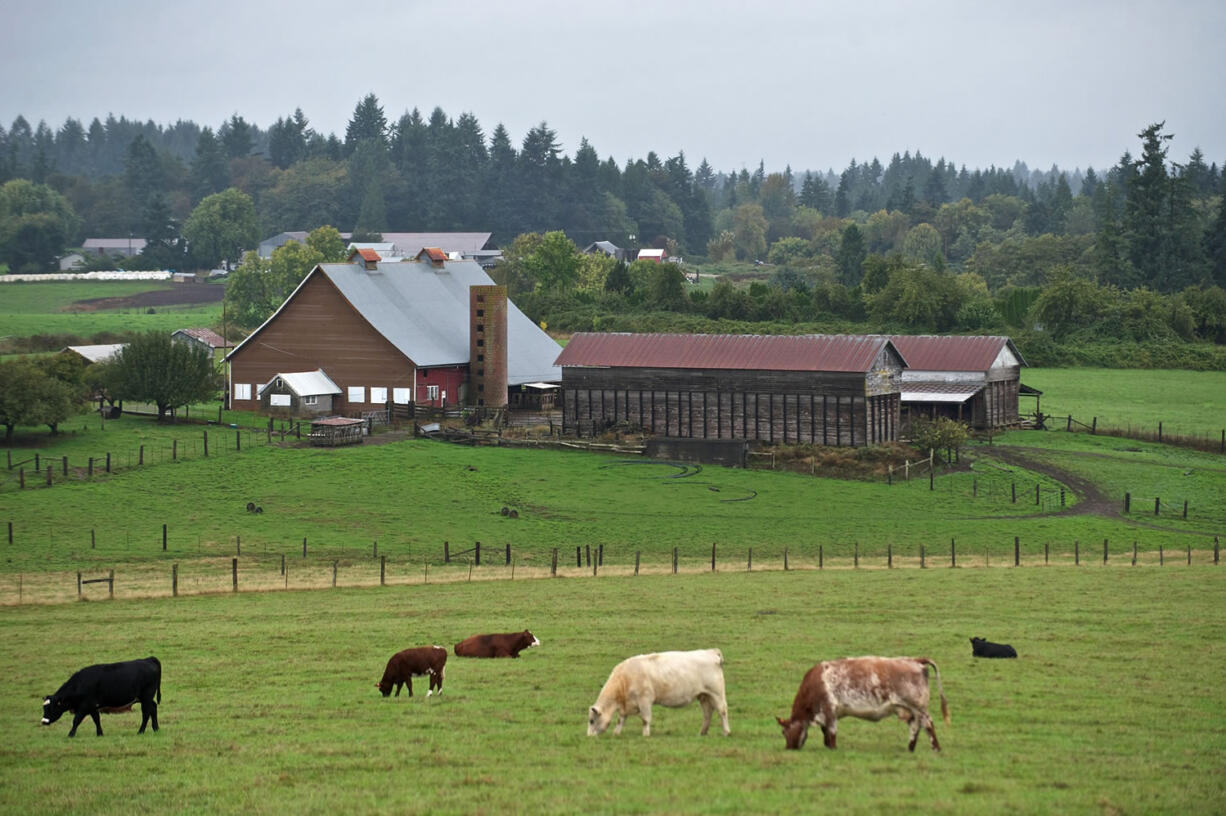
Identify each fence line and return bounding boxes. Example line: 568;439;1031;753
1;534;1218;607
1059;414;1226;454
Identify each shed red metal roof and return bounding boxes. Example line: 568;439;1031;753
555;333;897;373
889;335;1025;371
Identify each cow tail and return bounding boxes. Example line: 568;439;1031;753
922;659;950;724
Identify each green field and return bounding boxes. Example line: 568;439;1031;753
1021;368;1226;438
2;568;1223;814
0;280;223;342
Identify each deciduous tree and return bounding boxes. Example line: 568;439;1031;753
110;331;222;421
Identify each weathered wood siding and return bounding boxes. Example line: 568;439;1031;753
561;364;901;446
228;274;417;412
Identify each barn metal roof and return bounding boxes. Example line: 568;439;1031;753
889;335;1026;371
229;258;561;386
62;343;125;363
900;383;983;403
257;369;341;397
555;333;901;373
173;327;231;348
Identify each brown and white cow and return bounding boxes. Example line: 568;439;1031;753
453;630;540;658
376;646;447;698
776;656;949;751
588;649;730;737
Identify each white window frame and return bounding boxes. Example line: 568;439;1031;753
426;385;439;402
234;383;252;401
370;386;388;404
304;395;318;406
392;388;411;405
270;394;291;407
347;386;365;403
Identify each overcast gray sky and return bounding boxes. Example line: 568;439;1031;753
3;0;1223;174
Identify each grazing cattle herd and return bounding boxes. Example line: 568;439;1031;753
38;629;1020;752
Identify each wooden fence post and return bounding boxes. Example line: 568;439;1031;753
1091;417;1097;434
62;456;67;476
91;529;95;549
162;524;167;552
444;541;449;563
551;548;558;576
281;553;285;575
372;540;377;559
203;431;208;457
19;467;25;488
1160;546;1164;566
139;445;144;466
35;453;40;471
475;541;481;567
106;453;111;473
1060;488;1065;507
1045;542;1049;564
77;571;81;599
672;547;678;574
1158;421;1163;443
819;545;823;570
7;521;10;544
1011;483;1016;503
1014;536;1019;566
302;537;307;557
1187;545;1191;566
634;551;640;576
711;543;716;572
576;546;581;568
1132;542;1137;566
1103;539;1108;564
920;545;925;568
507;543;512;566
172;440;177;460
1182;500;1188;520
1035;484;1040;505
332;560;338;587
1215;536;1219;565
380;555;386;586
784;548;789;571
236;536;241;556
1075;540;1080;565
950;538;956;567
973;478;977;498
46;465;52;486
854;543;859;568
172;563;177;597
236;430;241;452
1154;497;1160;516
232;558;238;592
108;570;113;598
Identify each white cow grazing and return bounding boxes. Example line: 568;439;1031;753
587;649;730;737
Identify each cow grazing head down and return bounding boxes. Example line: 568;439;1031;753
776;716;809;750
41;696;66;726
588;705;615;736
375;681;394;698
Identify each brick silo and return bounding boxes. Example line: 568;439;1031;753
469;285;508;408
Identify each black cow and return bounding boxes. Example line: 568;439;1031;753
42;656;162;737
970;637;1017;658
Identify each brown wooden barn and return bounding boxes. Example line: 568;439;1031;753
554;333;906;445
890;335;1031;430
224;252;561;416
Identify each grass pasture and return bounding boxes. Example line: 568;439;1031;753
0;279;224;342
1;568;1223;815
1021;368;1226;441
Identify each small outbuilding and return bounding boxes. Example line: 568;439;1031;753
890;335;1028;430
308;416;367;446
258;370;343;417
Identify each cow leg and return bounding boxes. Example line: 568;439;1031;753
698;695;714;735
717;696;730;736
67;710;87;738
405;677;413;698
640;703;653;736
904;707;921;751
922;712;941;752
823;718;837;749
88;710;104;737
149;699;158;732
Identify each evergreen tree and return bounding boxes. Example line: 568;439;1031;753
1207;173;1226;287
345;93;388;155
836;223;866;286
219;114;253;159
190;127;228;201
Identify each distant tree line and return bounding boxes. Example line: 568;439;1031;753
2;99;1224;362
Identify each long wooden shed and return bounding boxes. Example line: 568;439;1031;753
554;333;906;446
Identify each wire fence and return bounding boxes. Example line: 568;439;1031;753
1059;414;1226;454
1;535;1219;607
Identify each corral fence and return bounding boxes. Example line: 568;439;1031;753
1;532;1218;607
1055;414;1225;455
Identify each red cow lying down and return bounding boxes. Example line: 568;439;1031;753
453;630;540;658
777;656;949;751
376;646;447;698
